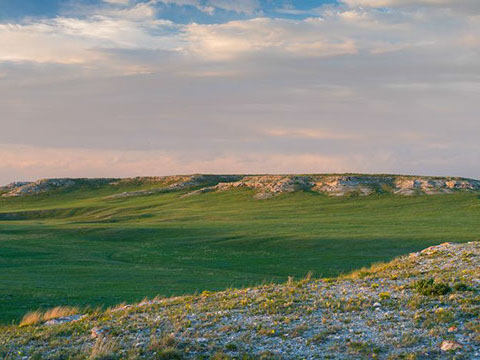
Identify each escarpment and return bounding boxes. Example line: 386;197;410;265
2;174;479;198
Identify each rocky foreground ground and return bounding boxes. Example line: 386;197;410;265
1;242;479;359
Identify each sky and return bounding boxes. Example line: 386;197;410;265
0;0;479;184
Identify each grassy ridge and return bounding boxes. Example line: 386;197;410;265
1;184;480;324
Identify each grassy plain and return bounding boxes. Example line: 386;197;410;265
1;182;479;323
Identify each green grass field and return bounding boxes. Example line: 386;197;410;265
1;182;479;324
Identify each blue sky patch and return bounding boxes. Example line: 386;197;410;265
0;0;339;23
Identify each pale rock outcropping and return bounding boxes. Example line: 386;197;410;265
0;178;116;197
1;179;77;197
184;175;480;198
2;174;480;198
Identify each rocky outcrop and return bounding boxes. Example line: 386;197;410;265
184;174;480;198
2;174;480;198
108;175;243;199
0;181;31;190
1;178;117;197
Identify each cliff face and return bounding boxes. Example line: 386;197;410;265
2;174;480;198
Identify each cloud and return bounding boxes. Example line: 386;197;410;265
3;141;477;186
264;128;361;140
100;2;158;20
2;0;473;68
1;1;480;181
156;0;214;14
0;144;359;184
0;11;363;67
103;0;130;4
156;0;261;14
184;18;357;60
206;0;261;15
342;0;480;13
0;14;180;67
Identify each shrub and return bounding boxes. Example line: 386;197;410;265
149;333;183;360
154;347;183;360
413;278;451;296
149;333;178;350
211;352;230;360
379;292;391;300
347;341;382;356
225;342;238;351
434;307;454;323
453;283;470;292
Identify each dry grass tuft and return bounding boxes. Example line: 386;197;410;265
19;311;43;327
149;333;179;351
43;306;79;321
89;336;118;360
342;261;391;280
148;333;182;360
19;306;80;327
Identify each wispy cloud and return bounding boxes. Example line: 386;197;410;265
0;14;180;67
103;0;131;4
156;0;214;14
342;0;480;12
1;1;475;66
3;142;477;186
264;128;362;140
206;0;261;15
183;18;358;60
0;144;359;184
155;0;261;15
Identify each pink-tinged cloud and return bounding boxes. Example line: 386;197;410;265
0;144;384;185
264;128;362;140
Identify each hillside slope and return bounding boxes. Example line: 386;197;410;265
1;242;478;359
1;176;480;325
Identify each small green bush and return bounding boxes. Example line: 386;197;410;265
225;342;238;351
453;283;470;292
154;347;183;360
379;292;391;300
413;278;451;296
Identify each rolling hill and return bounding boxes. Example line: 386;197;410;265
1;174;480;325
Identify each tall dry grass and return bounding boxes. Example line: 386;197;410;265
89;336;118;360
43;306;79;321
18;310;43;327
19;306;80;327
